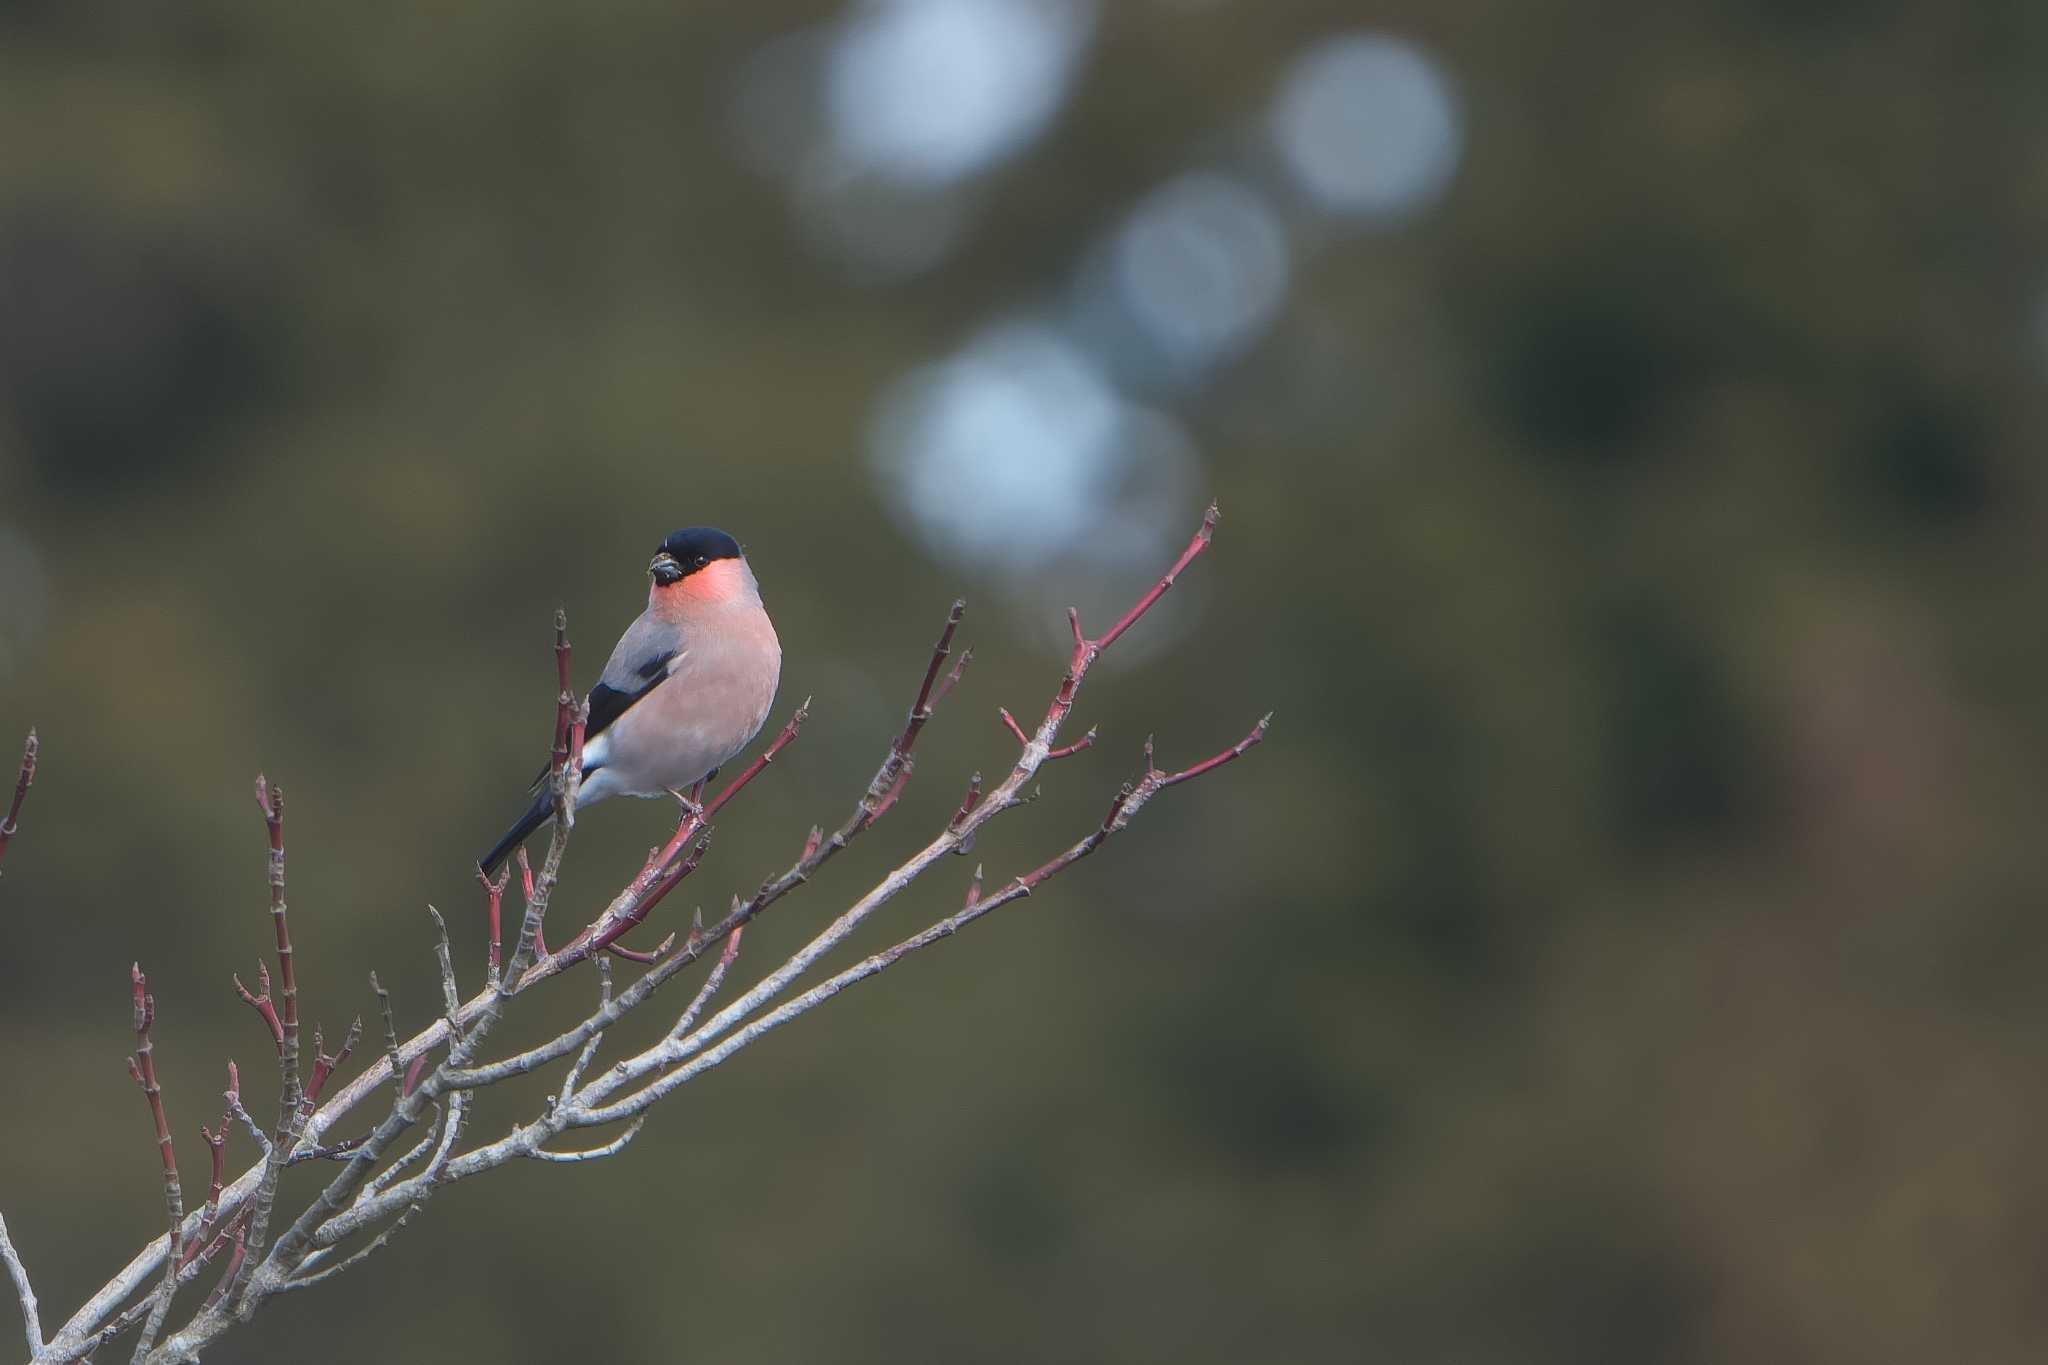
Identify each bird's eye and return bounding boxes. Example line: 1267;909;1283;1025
695;555;708;567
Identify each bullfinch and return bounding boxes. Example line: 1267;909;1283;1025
479;527;782;875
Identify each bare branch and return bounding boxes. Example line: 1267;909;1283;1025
275;1203;419;1296
426;907;462;1029
231;774;305;1309
230;963;283;1055
369;974;401;1087
552;959;612;1113
0;1212;42;1358
362;1105;442;1203
0;728;36;875
1089;500;1217;655
1045;726;1098;762
221;1063;269;1157
573;717;1265;1129
530;1118;646;1164
35;505;1257;1364
196;1221;246;1317
125;966;184;1361
301;1018;361;1113
473;867;509;988
60;1212;247;1365
998;707;1030;747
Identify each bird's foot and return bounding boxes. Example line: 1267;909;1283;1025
664;785;707;824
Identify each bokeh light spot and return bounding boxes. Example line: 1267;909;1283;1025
869;322;1196;579
1112;173;1291;379
826;0;1095;188
1269;32;1462;221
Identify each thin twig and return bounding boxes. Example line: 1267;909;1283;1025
370;974;401;1089
196;1221;246;1317
125;967;183;1361
221;1064;269;1157
232;774;304;1310
474;867;509;988
427;907;462;1034
529;1119;646;1163
0;728;36;874
275;1203;421;1295
230;962;284;1055
552;959;611;1114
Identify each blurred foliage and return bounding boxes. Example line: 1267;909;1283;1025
3;1;2048;1361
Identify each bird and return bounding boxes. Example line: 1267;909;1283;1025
478;527;782;876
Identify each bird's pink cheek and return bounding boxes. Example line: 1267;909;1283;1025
679;560;745;603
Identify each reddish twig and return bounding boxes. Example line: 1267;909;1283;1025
74;1208;248;1360
0;728;35;873
301;1018;362;1113
1018;718;1269;895
948;773;983;833
587;835;711;958
599;932;675;966
125;965;185;1357
1090;503;1216;655
861;603;971;827
932;646;972;711
997;707;1030;747
231;962;285;1054
874;599;966;821
549;609;576;789
572;703;808;964
1014;504;1218;748
232;775;309;1307
1045;727;1097;762
1140;726;1267;791
513;848;548;961
202;1125;226;1218
252;777;298;1070
474;866;509;987
197;1220;247;1316
180;1106;230;1270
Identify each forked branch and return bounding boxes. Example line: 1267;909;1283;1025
20;502;1263;1365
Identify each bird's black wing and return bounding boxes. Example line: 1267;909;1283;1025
586;647;677;744
521;646;678;796
487;616;682;871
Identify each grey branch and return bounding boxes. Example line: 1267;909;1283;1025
529;1118;646;1163
23;503;1260;1365
0;1213;42;1358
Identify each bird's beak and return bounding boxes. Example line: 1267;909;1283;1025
649;553;683;587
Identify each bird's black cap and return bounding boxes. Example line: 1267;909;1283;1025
651;527;742;584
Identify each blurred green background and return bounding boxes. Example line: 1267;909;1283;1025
3;1;2047;1361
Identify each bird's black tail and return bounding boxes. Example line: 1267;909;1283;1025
479;788;553;876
